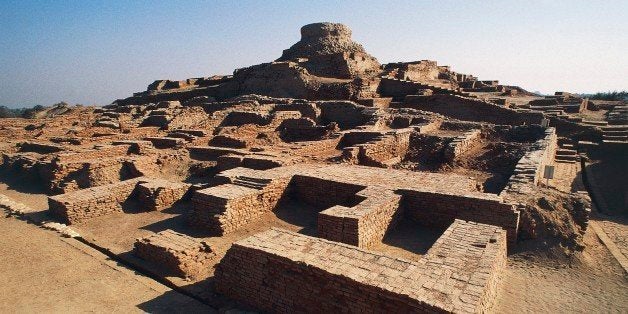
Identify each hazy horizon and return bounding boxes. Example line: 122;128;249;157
1;1;627;108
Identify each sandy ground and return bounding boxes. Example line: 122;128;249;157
494;229;628;313
0;216;214;313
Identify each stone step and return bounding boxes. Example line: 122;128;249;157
555;154;578;161
556;149;577;156
603;135;628;141
232;179;266;190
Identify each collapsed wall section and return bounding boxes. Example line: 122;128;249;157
216;220;506;313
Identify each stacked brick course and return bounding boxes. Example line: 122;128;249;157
48;177;144;224
500;127;557;196
444;129;481;161
318;186;402;248
136;179;190;211
189;177;290;234
216;220;506;313
134;229;215;278
401;189;519;244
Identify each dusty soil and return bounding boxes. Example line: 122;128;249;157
0;216;214;313
494;228;628;313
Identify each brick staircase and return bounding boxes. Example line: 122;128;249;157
554;142;578;163
232;176;271;190
601;125;628;144
607;104;627;125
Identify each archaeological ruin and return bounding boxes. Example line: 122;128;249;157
0;22;626;313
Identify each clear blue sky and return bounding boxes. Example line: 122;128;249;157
1;0;627;108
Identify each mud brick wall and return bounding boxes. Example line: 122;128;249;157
290;175;365;209
400;189;519;243
501;127;557;197
316;101;368;129
444;129;481;161
318;187;402;248
425;220;507;313
188;146;248;161
398;94;545;126
134;229;214;278
339;130;383;147
221;111;270;126
189;177;291;235
48;177;144;224
136;179;190;211
215;222;506;313
356;129;411;167
274;102;321;121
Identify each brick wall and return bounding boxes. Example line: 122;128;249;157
500;127;557;197
318;186;402;248
397;94;545;126
189;177;291;235
444;129;481;161
134;229;214;278
136;179;190;211
48;177;145;224
215;221;506;313
400;189;519;244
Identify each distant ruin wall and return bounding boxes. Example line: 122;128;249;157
397;94;545;126
444;129;481;161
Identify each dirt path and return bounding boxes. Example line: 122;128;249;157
494;229;628;313
0;215;214;313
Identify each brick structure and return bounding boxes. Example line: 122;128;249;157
318;186;402;248
48;177;144;224
189;164;519;246
216;220;507;313
189;176;291;235
501;127;557;197
444;129;481;161
134;229;215;278
136;178;190;211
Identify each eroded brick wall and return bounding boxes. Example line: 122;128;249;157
189;177;291;235
216;221;506;313
401;189;519;244
48;177;144;224
318;186;402;248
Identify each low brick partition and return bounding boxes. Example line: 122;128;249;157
351;129;412;167
136;179;190;211
401;189;519;244
189;176;291;235
134;229;215;278
444;129;481;161
318;186;402;248
216;220;507;313
48;177;145;224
